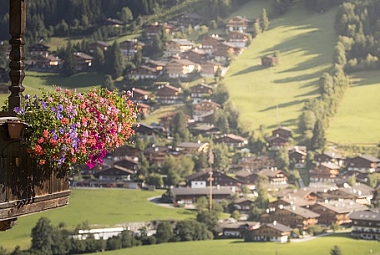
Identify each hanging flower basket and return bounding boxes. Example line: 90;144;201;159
13;87;138;170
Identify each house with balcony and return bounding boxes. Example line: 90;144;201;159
89;41;109;53
144;23;176;40
347;154;380;174
237;155;276;172
186;170;241;188
257;168;289;186
201;35;226;54
169;12;203;28
261;205;320;229
200;60;223;78
164;39;194;57
190;83;214;100
119;39;145;59
74;52;93;71
232;198;254;214
226;16;252;32
128;65;160;80
310;162;340;183
176;142;209;155
316;151;346;167
309;200;368;226
349;210;380;240
192;100;220;122
165;59;198;78
244;222;292;243
227;31;251;48
155;83;182;104
182;48;209;63
214;134;248;148
288;146;307;168
131;88;151;103
28;43;50;56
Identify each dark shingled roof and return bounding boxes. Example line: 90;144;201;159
349;210;380;221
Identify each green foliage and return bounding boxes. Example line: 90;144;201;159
102;75;115;91
260;8;269;31
212;144;230;172
155;221;174;244
310;120;326;152
330;245;342;255
174;220;213;241
30;217;54;255
106;41;125;79
61;40;77;77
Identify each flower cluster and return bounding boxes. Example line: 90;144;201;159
15;87;138;169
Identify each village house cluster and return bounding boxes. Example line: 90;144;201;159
1;10;379;244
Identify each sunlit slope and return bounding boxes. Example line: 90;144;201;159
327;71;380;144
224;5;336;136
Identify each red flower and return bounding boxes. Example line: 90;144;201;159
37;137;45;144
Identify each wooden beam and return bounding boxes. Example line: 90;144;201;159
0;191;71;221
8;0;27;115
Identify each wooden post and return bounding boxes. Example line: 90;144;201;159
8;0;26;115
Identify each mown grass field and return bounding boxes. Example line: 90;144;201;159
90;233;380;255
224;3;336;139
327;71;380;144
0;189;195;251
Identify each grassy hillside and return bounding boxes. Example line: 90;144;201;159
91;233;380;255
223;3;336;138
0;189;195;250
327;71;380;144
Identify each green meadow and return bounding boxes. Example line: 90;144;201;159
327;71;380;144
224;4;336;138
92;233;380;255
0;189;195;250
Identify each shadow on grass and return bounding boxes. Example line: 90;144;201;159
231;65;267;77
42;72;104;89
259;99;305;112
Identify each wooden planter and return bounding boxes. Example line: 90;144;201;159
0;120;71;230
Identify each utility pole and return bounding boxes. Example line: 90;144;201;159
207;149;214;211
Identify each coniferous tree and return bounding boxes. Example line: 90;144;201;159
310;120;326;152
102;75;115;91
61;40;77;77
260;8;269;31
105;41;124;79
31;217;54;255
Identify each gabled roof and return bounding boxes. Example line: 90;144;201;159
263;222;292;233
320;151;345;160
317;200;368;214
157;83;181;92
168;58;197;66
94;165;134;176
177;142;208;149
234;197;254;204
74;52;93;60
320;162;340;169
132;88;151;96
258;168;287;178
352;154;380;163
282;205;320;218
171;187;235;196
348;210;380;221
92;41;109;47
169;39;194;46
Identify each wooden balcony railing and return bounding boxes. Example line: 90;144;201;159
0;0;71;231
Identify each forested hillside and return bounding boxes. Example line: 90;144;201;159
0;0;250;45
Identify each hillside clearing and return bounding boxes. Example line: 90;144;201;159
224;4;336;138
